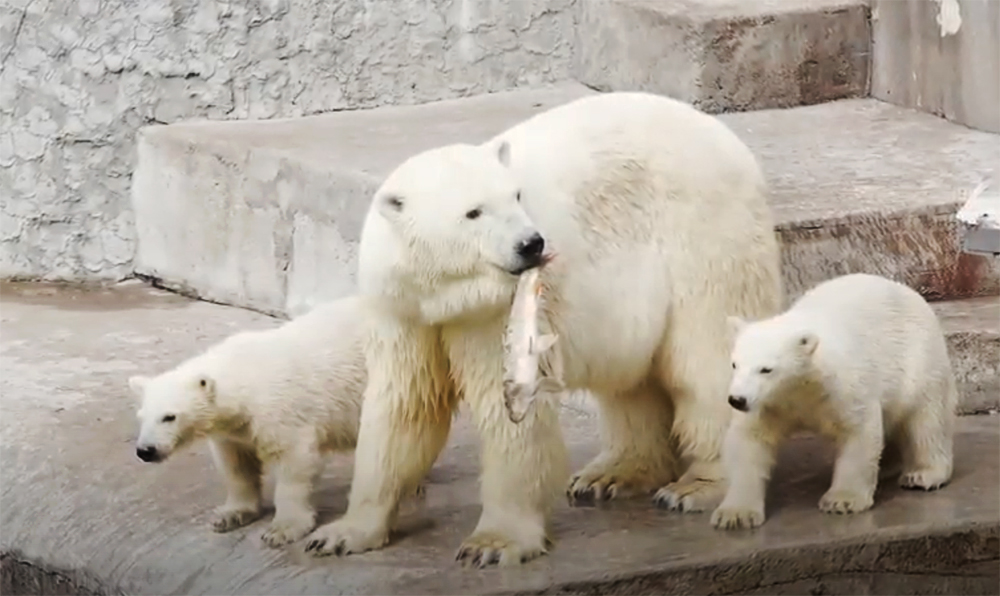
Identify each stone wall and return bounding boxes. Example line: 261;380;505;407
0;0;579;281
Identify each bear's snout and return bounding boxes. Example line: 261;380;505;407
727;395;749;412
516;233;545;260
136;445;162;463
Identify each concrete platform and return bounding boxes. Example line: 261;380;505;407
132;89;1000;316
575;0;871;113
1;282;998;595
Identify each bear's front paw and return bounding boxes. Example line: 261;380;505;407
455;529;549;568
261;513;317;548
303;518;389;557
653;477;724;513
819;488;874;514
899;467;951;491
567;455;671;505
710;503;765;530
211;506;263;533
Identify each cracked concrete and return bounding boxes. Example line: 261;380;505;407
0;0;580;281
0;281;997;595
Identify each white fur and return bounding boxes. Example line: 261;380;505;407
129;296;370;547
712;274;957;531
303;92;782;565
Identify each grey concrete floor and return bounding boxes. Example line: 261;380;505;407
1;281;997;595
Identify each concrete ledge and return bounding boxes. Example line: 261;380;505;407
132;84;596;317
1;283;998;595
574;0;871;113
133;93;1000;316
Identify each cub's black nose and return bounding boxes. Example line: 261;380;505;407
727;395;748;412
517;233;545;259
136;446;160;462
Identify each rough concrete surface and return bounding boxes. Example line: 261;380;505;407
0;0;580;282
1;282;999;595
133;94;999;316
872;0;1000;134
574;0;871;113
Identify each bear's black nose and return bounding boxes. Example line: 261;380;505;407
136;446;161;463
517;233;545;259
727;395;749;412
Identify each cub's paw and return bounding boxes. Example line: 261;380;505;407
303;518;389;557
455;529;549;568
819;489;874;514
261;514;316;548
710;504;765;530
899;468;951;491
653;477;724;513
210;506;263;533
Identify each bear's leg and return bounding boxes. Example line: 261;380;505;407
653;352;732;513
304;323;454;557
568;383;677;504
208;438;264;532
261;437;325;548
898;387;955;490
820;407;883;514
457;383;569;568
711;418;779;530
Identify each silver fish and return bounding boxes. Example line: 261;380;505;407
502;259;565;423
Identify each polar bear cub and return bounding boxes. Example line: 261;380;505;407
129;296;369;547
712;273;956;530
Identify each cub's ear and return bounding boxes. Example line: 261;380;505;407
496;140;511;168
798;332;820;356
726;316;747;338
127;375;150;400
377;194;404;221
196;376;216;403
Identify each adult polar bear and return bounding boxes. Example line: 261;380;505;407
304;92;783;565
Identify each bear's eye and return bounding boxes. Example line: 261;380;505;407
759;367;773;374
465;208;482;220
515;191;521;202
161;414;176;423
199;379;207;388
731;362;736;369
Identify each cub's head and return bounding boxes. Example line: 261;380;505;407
361;141;546;293
726;315;819;414
128;367;216;463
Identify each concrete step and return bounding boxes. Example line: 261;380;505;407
1;283;998;596
132;88;999;318
574;0;872;113
871;0;1000;133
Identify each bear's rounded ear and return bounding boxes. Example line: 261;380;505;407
798;332;820;356
197;376;216;402
377;194;404;221
726;316;747;338
128;375;150;399
496;140;511;168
